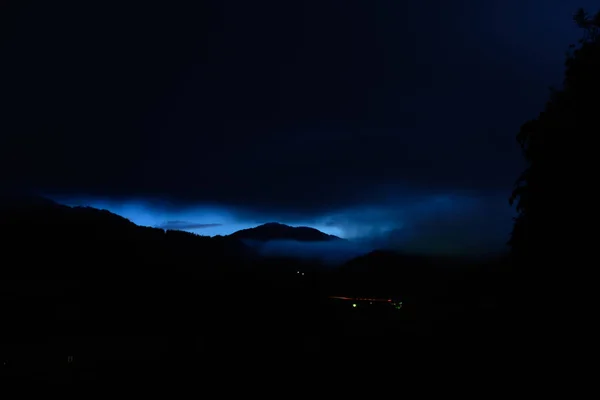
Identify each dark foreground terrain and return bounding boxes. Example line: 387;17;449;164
1;196;519;385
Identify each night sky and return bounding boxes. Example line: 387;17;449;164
0;1;593;255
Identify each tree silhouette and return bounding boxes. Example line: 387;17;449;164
509;8;600;268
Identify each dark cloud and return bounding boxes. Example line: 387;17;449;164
0;2;533;208
156;221;223;231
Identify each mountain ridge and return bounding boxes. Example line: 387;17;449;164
229;222;343;242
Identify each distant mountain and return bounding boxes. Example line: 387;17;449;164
330;249;510;300
229;222;342;242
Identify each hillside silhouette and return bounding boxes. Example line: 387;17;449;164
1;195;260;383
1;195;250;278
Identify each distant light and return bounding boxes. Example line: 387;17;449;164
352;303;357;308
297;271;299;274
301;273;304;276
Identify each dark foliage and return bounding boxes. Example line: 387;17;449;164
508;9;599;356
509;8;600;266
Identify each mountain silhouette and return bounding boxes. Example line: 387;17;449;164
229;222;342;242
0;194;252;280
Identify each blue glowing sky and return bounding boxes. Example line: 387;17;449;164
53;188;514;256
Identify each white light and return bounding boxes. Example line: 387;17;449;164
301;273;304;276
